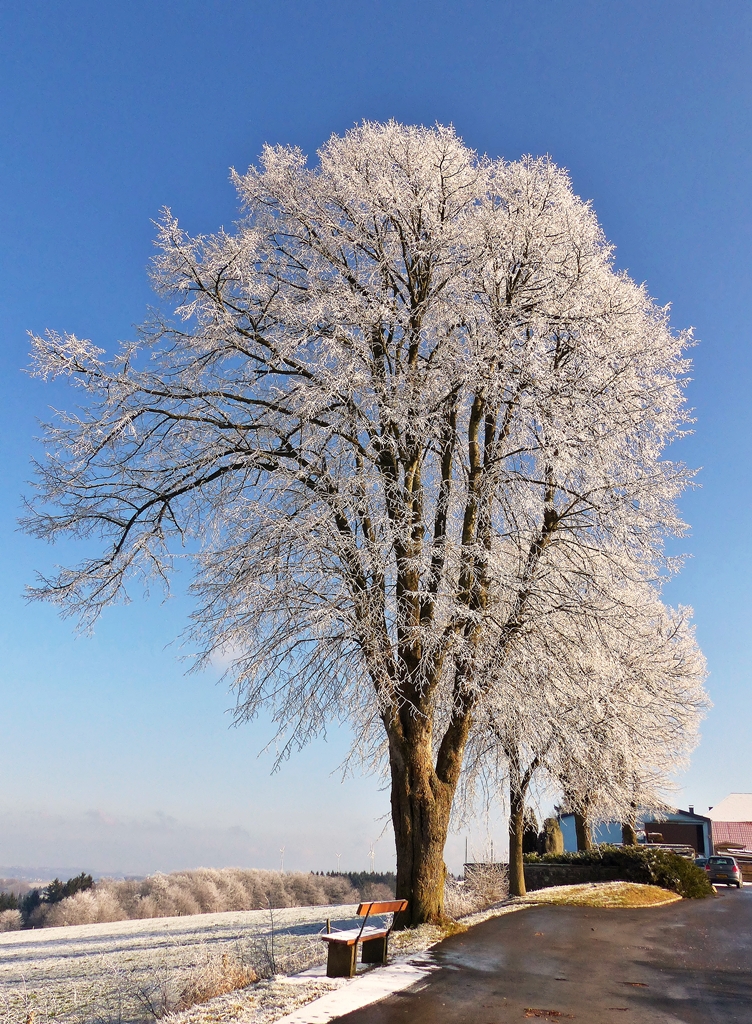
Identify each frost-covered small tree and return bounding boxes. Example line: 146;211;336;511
25;122;696;924
468;583;707;895
554;595;708;850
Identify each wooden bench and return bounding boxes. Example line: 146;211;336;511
320;899;408;978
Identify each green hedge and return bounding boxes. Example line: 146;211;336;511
524;845;712;899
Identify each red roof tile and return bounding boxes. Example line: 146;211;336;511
712;821;752;849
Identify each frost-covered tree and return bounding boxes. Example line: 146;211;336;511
469;584;707;895
25;122;696;924
554;595;708;850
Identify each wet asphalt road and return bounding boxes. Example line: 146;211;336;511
338;886;752;1023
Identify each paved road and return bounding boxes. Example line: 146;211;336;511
337;887;752;1023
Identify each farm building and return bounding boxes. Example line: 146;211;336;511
559;807;712;855
707;793;752;851
641;807;712;856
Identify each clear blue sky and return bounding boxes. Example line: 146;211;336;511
1;0;750;878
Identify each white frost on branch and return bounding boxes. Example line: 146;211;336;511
23;121;706;917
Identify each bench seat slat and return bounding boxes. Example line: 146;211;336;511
321;926;389;945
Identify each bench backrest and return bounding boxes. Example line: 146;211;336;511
356;899;408;917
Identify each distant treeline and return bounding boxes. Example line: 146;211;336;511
0;868;394;930
320;871;396;894
0;873;93;928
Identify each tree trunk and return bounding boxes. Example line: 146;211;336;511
621;821;638;845
574;809;592;851
622;796;638;846
387;716;459;927
508;784;526;897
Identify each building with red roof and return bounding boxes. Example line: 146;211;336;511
708;794;752;851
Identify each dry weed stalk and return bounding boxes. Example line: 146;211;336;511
173;953;258;1013
444;864;509;918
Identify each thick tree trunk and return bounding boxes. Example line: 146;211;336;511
574;809;592;851
621;821;638;845
508;785;526;897
387;716;459;927
622;797;638;846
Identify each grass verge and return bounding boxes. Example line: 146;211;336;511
516;881;681;908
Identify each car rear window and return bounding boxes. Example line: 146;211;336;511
710;857;734;865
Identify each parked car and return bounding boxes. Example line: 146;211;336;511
694;855;708;869
705;855;743;888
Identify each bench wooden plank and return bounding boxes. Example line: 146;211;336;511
356;899;408;916
321;926;388;945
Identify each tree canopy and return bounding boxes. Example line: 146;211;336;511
25;122;705;923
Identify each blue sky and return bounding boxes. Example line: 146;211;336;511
1;0;750;877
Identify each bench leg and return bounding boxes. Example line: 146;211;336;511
361;934;388;965
326;942;357;978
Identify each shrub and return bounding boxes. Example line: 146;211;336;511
326;871;396;899
444;864;509;918
0;909;22;931
44;885;127;927
443;877;474;918
524;845;712;898
357;881;395;901
175;951;258;1011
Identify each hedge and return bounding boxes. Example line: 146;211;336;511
524;845;712;899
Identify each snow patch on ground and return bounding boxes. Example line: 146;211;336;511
275;956;439;1024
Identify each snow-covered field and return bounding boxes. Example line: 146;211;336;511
0;904;360;1024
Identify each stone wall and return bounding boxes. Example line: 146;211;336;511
523;862;623;890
